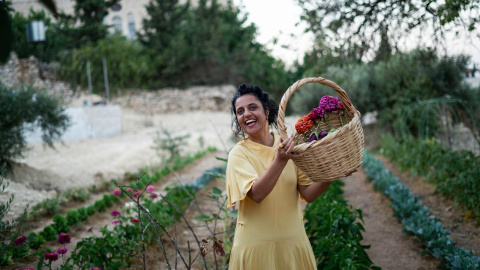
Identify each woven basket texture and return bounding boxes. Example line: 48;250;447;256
277;77;365;182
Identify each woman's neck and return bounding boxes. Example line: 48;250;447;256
248;132;274;147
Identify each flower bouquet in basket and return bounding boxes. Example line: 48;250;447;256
294;95;350;144
278;77;364;182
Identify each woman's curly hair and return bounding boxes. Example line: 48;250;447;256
230;83;279;141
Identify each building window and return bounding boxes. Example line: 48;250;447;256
127;13;136;39
112;16;123;34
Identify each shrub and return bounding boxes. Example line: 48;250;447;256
27;232;45;250
0;82;69;166
40;225;57;241
86;205;96;216
66;210;80;226
77;207;88;222
94;200;106;213
52;214;70;234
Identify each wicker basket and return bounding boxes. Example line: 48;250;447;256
277;77;365;182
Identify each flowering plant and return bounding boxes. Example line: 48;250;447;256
295;95;349;143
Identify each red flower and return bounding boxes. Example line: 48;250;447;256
112;189;121;196
44;252;59;261
132;218;140;223
150;193;158;199
90;267;102;270
14;235;26;245
57;233;71;244
57;246;68;254
112;219;121;225
295;115;314;134
111;210;121;217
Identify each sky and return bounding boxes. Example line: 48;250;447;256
233;0;480;69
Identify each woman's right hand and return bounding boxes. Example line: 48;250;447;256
276;137;303;162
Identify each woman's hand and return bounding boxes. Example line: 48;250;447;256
276;137;303;162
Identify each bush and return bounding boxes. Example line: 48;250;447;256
52;214;70;234
66;210;80;226
39;225;57;241
94;200;106;213
86;205;96;216
77;207;88;222
27;232;45;250
0;82;69;166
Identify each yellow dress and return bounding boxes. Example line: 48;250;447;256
226;133;316;270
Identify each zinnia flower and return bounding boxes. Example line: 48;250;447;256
295;115;314;134
90;267;102;270
57;246;68;254
132;218;140;223
44;252;59;261
150;193;158;199
57;233;71;244
146;185;155;192
14;235;26;245
111;210;121;217
112;219;121;225
112;189;121;196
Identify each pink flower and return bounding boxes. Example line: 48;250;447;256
44;252;59;261
126;188;134;192
150;193;158;199
146;185;155;192
90;267;102;270
24;268;34;270
57;233;71;244
112;219;121;225
111;210;121;217
112;189;122;196
14;235;26;245
57;246;68;254
132;218;140;223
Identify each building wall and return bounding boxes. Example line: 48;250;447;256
11;0;229;40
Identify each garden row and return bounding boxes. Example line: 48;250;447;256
304;180;380;269
362;151;480;270
3;146;217;267
380;134;480;222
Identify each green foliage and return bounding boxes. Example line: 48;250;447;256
93;199;106;213
77;207;88;222
27;232;45;250
30;195;62;217
304;181;378;269
139;0;290;93
380;134;480;218
58;34;151;94
363;151;480;269
152;127;190;165
66;210;80;226
52;214;70;234
0;82;69;166
0;163;30;266
86;205;96;216
39;225;57;241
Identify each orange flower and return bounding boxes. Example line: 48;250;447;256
295;115;314;134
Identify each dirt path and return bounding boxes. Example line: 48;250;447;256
342;171;441;270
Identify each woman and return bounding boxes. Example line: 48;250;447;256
226;84;334;269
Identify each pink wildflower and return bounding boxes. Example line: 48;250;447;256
112;189;121;196
57;246;68;254
112;219;121;225
44;252;59;261
57;233;71;244
111;210;121;217
126;188;134;192
146;185;155;192
150;193;158;199
90;267;102;270
14;235;26;245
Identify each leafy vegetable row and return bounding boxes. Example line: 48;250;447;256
380;135;480;221
5;147;216;266
304;180;379;270
362;151;480;270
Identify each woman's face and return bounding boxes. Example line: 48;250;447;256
235;94;268;137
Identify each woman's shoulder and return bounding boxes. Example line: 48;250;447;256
228;140;248;157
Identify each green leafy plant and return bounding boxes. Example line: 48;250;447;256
304;180;379;269
52;214;70;234
66;210;80;226
363;151;480;269
0;82;69;167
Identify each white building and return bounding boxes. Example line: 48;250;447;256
11;0;228;39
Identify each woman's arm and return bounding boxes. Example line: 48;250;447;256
297;182;333;203
247;137;300;204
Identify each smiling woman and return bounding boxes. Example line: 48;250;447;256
226;83;334;269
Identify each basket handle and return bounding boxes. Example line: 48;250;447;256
277;77;356;141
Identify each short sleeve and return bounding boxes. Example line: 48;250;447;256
226;150;259;208
296;166;312;186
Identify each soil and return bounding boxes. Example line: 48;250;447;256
3;107;479;269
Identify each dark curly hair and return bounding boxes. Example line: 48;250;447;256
231;83;279;140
